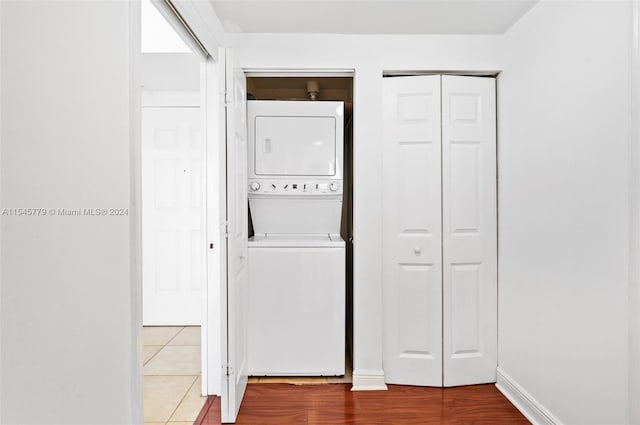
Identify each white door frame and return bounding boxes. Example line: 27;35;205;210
129;2;143;422
203;50;227;398
630;1;640;422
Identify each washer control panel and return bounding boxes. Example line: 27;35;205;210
248;179;342;195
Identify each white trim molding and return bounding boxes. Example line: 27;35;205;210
0;0;3;419
204;50;227;397
244;69;355;78
129;1;144;423
630;0;640;423
351;370;388;391
496;368;561;425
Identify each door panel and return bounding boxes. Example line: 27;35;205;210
221;48;249;424
450;263;481;355
398;264;440;358
442;75;497;387
382;75;443;386
142;107;202;325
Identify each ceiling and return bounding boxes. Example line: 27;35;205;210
210;0;539;35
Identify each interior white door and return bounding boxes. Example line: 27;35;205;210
142;106;203;325
382;75;443;386
441;75;497;386
221;49;249;423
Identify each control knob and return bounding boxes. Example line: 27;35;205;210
329;182;338;192
249;182;261;191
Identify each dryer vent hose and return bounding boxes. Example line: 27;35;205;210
306;80;320;101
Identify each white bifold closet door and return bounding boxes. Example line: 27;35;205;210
382;75;496;387
382;75;443;386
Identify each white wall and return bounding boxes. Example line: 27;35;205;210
141;53;201;93
0;1;140;423
227;33;505;386
497;1;632;423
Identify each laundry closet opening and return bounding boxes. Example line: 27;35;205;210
245;76;354;382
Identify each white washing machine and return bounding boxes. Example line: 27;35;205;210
247;100;345;376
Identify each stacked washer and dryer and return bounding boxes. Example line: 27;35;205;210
247;100;346;376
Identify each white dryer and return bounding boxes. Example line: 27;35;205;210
247;100;345;376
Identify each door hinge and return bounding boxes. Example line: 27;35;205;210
223;363;234;377
224;92;231;107
223;221;230;238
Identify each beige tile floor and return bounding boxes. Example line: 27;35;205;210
143;326;207;425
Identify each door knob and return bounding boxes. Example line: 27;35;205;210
414;246;422;255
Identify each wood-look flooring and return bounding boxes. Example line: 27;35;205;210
196;383;529;424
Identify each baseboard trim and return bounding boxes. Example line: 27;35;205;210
496;367;561;425
351;369;388;391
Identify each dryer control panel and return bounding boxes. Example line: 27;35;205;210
248;179;342;195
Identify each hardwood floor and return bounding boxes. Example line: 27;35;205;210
196;383;529;424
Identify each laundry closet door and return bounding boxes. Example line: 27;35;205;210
441;75;497;386
221;49;249;423
382;75;443;386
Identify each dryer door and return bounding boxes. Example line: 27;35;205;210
254;115;337;176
